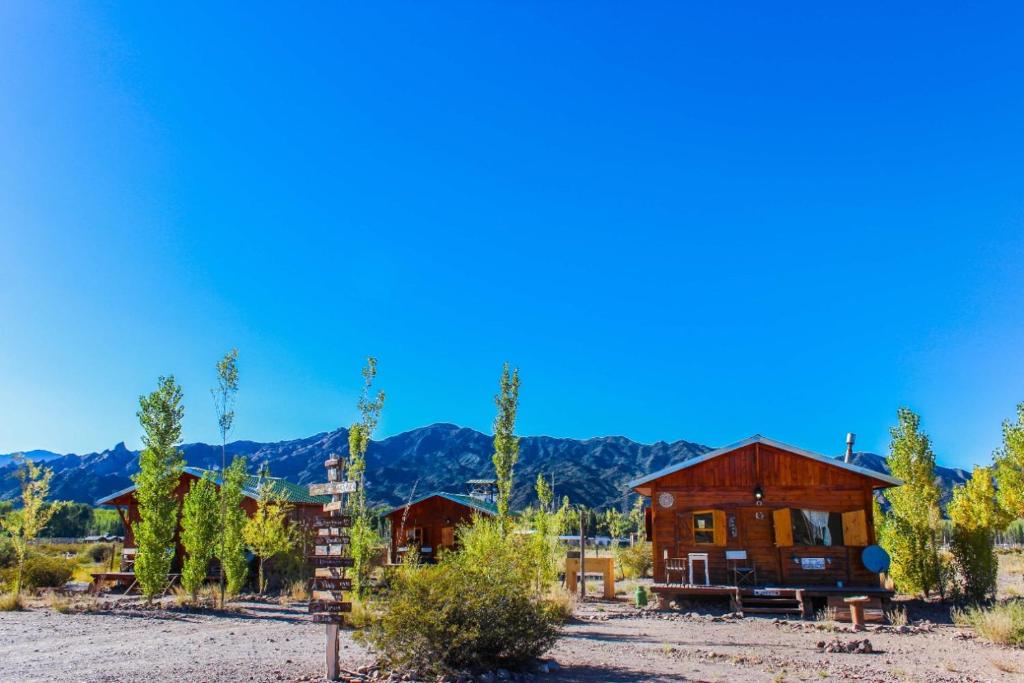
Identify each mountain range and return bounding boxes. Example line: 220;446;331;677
0;424;971;510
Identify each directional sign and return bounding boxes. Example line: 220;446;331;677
324;458;342;469
309;556;356;568
309;601;352;614
314;543;349;557
312;589;347;602
322;500;345;512
309;481;357;496
312;577;353;591
313;515;353;528
314;567;349;579
315;532;351;544
312;613;346;624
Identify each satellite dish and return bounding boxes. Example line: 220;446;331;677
862;545;891;573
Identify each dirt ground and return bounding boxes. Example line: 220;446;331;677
2;595;1023;683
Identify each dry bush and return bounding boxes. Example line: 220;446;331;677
0;591;25;611
46;591;72;613
22;555;76;589
544;586;576;621
171;585;192;607
952;601;1024;646
279;579;309;605
615;542;652;579
885;606;908;627
1000;551;1024;576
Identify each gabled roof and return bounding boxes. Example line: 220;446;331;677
95;466;330;507
628;435;902;489
385;491;499;518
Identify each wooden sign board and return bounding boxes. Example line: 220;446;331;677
324;458;342;469
312;589;348;602
314;543;349;557
309;481;357;496
312;613;346;624
315;532;351;543
309;556;355;568
322;500;344;512
314;567;349;578
312;577;353;591
309;601;353;614
313;515;352;528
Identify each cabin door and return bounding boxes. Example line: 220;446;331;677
440;526;455;550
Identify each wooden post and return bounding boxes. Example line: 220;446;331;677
326;623;340;679
579;507;586;600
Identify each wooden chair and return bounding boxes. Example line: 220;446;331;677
665;557;687;584
726;550;757;587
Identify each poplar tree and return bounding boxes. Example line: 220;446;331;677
220;455;249;596
211;349;239;607
134;376;185;601
348;357;385;596
492;362;521;534
948;466;1008;602
243;476;294;594
882;407;944;597
993;402;1024;519
0;456;64;594
180;472;219;599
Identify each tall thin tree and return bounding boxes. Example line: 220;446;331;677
347;357;385;596
993;402;1024;520
134;376;186;602
492;362;521;534
211;349;239;608
0;456;64;594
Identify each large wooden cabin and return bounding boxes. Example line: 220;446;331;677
385;490;497;563
630;435;901;614
96;466;328;573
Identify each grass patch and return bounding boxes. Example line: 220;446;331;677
952;601;1024;646
0;591;25;611
886;605;908;627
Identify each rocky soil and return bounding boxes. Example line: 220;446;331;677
2;597;1023;682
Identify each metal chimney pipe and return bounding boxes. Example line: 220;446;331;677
844;432;856;463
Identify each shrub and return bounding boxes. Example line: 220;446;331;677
360;517;562;677
952;601;1024;646
0;591;25;611
22;554;76;589
81;543;112;564
0;539;16;569
615;542;652;579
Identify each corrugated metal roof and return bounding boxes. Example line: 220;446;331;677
95;466;330;507
385;491;499;517
628;434;902;489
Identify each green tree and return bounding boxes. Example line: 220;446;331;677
243;476;294;594
211;348;239;607
947;466;1008;602
628;497;647;543
347;356;385;597
993;403;1024;520
220;455;249;596
882;407;944;597
0;456;64;593
492;362;521;534
42;502;93;537
133;376;186;601
180;472;219;599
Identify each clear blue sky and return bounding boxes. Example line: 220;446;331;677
1;3;1021;468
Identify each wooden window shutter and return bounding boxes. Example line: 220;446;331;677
773;508;793;547
712;510;727;546
842;510;868;547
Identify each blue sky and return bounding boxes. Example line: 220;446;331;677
1;3;1021;468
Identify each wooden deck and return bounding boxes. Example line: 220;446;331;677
650;583;893;618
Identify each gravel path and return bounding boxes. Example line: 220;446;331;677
3;599;1024;682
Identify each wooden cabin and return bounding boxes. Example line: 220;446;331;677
630;435;901;614
385;490;498;563
95;466;328;574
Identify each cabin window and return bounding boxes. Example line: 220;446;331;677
693;512;715;544
791;510;845;546
406;527;424;546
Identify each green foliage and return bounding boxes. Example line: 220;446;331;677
42;502;93;538
994;403;1024;520
361;516;561;677
0;455;64;593
347;357;385;597
615;541;653;579
133;376;186;601
212;348;239;607
243;475;294;594
948;466;1008;603
22;554;76;589
881;408;944;597
180;472;220;598
220;456;249;596
492;363;521;534
91;508;125;536
82;542;113;564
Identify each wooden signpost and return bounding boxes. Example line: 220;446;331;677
309;455;355;681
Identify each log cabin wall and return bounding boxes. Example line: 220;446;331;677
386;496;488;562
648;442;883;588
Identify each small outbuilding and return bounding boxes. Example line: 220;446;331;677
629;435;901;615
385;484;498;563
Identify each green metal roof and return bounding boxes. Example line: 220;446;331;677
95;466;330;507
386;491;499;517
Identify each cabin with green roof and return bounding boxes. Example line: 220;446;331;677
384;481;498;563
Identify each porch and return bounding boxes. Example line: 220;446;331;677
650;582;892;620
